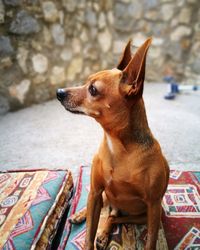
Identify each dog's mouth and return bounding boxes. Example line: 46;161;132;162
58;99;86;115
67;109;85;115
63;105;86;115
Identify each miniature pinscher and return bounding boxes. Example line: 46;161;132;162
57;38;169;250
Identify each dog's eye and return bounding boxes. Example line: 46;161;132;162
89;84;98;97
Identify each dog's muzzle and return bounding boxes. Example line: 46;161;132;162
56;88;67;102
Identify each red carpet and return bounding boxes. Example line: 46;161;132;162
162;170;200;249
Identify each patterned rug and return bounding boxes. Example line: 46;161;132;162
0;169;73;250
59;167;200;250
162;170;200;249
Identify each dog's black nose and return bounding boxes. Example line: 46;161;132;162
56;89;66;101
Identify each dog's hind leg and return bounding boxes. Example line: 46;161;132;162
69;207;87;224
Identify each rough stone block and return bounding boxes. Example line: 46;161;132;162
191;58;200;74
32;54;48;74
113;40;126;54
50;66;66;85
51;24;65;45
170;26;192;41
42;1;58;23
0;0;5;23
144;0;159;9
114;2;142;31
178;7;192;24
17;47;28;74
4;0;21;6
0;36;14;57
161;4;175;21
9;10;40;35
60;48;72;61
9;79;31;104
98;28;112;53
98;12;106;29
0;56;13;68
85;8;97;27
62;0;77;12
67;57;83;81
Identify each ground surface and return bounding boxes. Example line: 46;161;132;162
0;83;200;177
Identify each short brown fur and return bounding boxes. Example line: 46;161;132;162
57;38;169;250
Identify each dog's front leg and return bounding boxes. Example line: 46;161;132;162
145;200;161;250
85;190;103;250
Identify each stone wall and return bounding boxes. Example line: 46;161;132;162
0;0;199;114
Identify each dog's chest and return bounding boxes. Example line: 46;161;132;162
103;166;143;198
103;168;146;213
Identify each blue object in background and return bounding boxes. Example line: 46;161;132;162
163;76;199;100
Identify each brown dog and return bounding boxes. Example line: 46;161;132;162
57;38;169;250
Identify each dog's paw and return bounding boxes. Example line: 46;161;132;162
69;208;86;224
96;233;109;250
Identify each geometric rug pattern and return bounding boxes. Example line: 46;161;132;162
59;167;200;250
0;169;73;250
59;166;171;250
162;170;200;249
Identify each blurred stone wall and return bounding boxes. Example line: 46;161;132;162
0;0;199;114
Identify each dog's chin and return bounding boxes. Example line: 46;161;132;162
68;109;85;115
64;106;85;115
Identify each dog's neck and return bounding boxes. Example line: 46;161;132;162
103;98;153;150
129;98;153;147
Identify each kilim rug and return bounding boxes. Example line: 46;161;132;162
0;169;73;250
162;170;200;249
59;166;177;250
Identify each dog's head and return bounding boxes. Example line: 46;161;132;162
57;38;152;131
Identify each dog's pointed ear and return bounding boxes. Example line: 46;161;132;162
120;38;152;97
117;39;132;70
